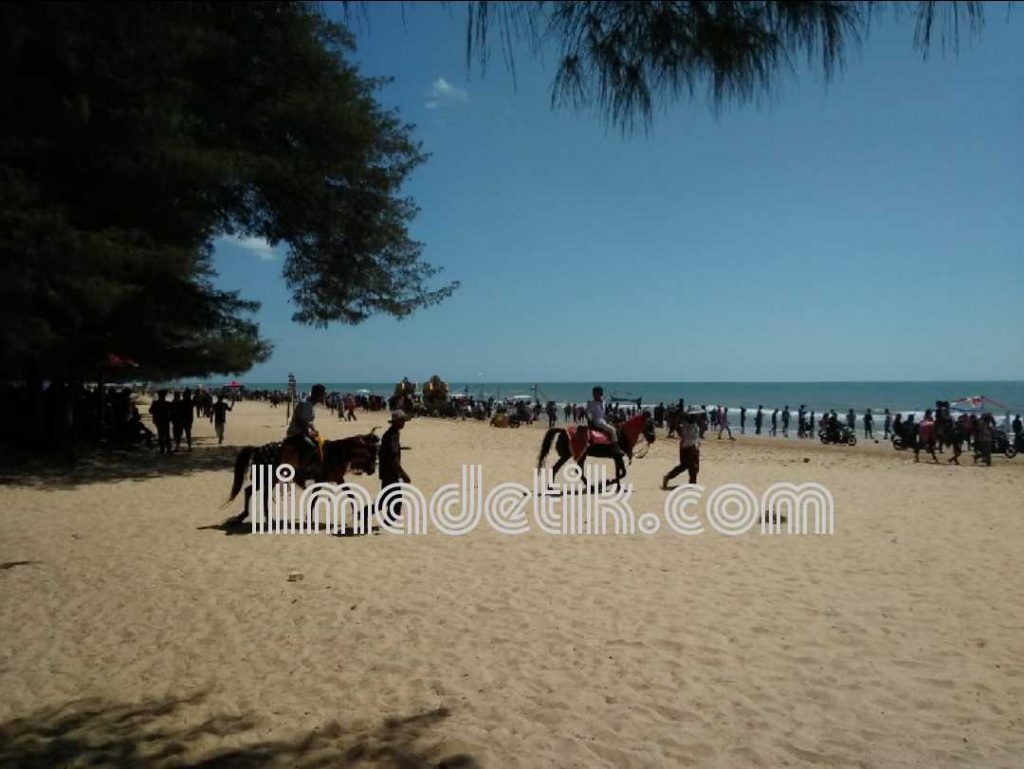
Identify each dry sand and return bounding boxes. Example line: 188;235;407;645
1;401;1022;768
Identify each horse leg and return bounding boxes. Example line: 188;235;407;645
611;453;626;489
232;485;253;525
550;435;571;476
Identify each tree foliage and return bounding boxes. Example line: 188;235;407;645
462;1;992;133
0;2;457;382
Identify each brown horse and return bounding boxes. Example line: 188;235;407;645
226;431;380;523
536;411;655;489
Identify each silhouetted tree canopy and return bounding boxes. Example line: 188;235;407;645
460;1;992;132
0;2;457;382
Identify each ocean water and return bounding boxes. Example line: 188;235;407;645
236;380;1024;417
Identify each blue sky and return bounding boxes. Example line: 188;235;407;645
213;3;1023;383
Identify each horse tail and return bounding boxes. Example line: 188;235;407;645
227;446;255;502
537;429;560;470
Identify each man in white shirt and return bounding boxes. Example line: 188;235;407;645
662;408;703;487
586;386;624;456
285;383;326;469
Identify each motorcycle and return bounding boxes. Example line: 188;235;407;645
819;424;857;446
993;429;1017;459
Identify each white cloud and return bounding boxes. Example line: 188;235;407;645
218;235;277;261
425;77;469;109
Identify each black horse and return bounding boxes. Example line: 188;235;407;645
226;432;379;524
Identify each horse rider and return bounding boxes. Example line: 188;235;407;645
586;386;624;456
285;383;327;473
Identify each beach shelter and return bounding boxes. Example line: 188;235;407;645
951;395;1013;431
950;395;1007;413
226;380;243;388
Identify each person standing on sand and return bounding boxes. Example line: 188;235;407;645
663;408;702;487
211;394;233;445
847;409;856;431
781;406;790;437
175;389;194;451
883;408;892;439
973;414;993;466
169;391;185;451
864;409;874;439
379;410;411;520
149;390;172;455
740;406;747;434
770;408;778;437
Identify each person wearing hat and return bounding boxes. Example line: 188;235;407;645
379;410;411;517
662;407;704;488
285;383;326;471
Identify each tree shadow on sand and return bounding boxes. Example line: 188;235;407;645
0;442;238;490
0;692;479;769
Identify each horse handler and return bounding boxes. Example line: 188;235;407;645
662;407;704;488
378;410;411;523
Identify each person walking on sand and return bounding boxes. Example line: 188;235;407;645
379;410;412;521
754;405;764;435
663;408;703;487
211;394;233;445
345;395;357;422
770;408;778;437
717;405;735;440
781;405;790;437
740;406;747;435
149;389;173;455
883;408;892;439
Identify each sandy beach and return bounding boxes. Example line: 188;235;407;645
1;400;1022;768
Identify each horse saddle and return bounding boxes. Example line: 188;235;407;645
568;425;611;461
279;435;325;474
